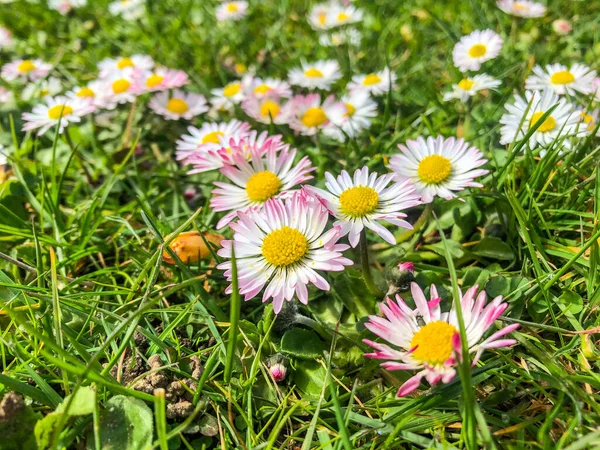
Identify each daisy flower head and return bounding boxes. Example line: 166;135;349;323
452;30;503;72
133;67;189;93
307;2;336;30
94;69;137;109
363;282;518;397
21;77;63;101
48;0;86;14
304;167;422;247
0;26;14;49
525;64;596;96
108;0;146;20
210;143;315;229
443;74;501;103
552;19;572;36
288;60;342;90
390;136;489;203
319;28;362;47
22;95;95;136
347;67;396;95
216;1;248;21
2;59;52;82
98;55;154;78
242;94;289;124
499;90;584;150
497;0;546;18
284;93;346;136
175;119;251;164
243;77;292;99
149;90;208;120
67;80;105;107
211;80;246;112
323;90;377;142
578;109;599;136
217;192;353;313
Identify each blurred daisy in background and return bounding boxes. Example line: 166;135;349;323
323;90;377;141
67;80;105;107
98;55;154;78
2;59;52;82
500;90;584;150
242;94;289;124
22;77;63;101
133;67;189;93
22;95;95;135
216;1;248;21
496;0;546;18
443;74;501;103
452;30;503;72
95;69;138;109
305;167;421;247
48;0;86;15
578;110;599;136
390;136;488;203
211;143;314;229
363;282;518;397
211;80;246;112
307;2;337;30
108;0;146;20
149;90;208;120
525;64;597;96
0;87;14;105
0;26;14;49
217;193;352;313
283;93;346;136
288;60;342;90
319;28;362;47
348;67;396;95
243;77;292;99
552;19;572;36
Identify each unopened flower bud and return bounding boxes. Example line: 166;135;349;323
397;262;414;273
384;261;416;296
267;354;288;382
552;19;572;36
162;231;223;265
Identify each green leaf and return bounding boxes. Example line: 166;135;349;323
485;277;510;298
293;360;327;397
35;413;63;450
57;386;95;416
472;237;515;261
462;267;491;289
423;240;464;259
280;328;324;360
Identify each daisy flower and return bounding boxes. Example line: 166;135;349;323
323;90;377;141
98;55;153;78
132;67;189;93
216;1;248;21
210;142;315;229
0;87;14;105
443;74;501;103
149;90;208;120
211;80;246;112
0;26;14;49
95;69;138;109
347;67;396;95
578;110;599;136
363;282;519;397
452;30;503;72
22;95;95;136
243;77;292;99
21;77;63;101
48;0;86;14
307;3;336;30
175;119;251;164
496;0;546;18
319;28;362;47
288;60;342;90
217;192;353;313
525;64;597;96
499;90;584;150
1;59;52;82
67;80;105;107
108;0;146;20
242;94;289;124
283;94;346;136
304;167;421;247
329;4;363;27
390;136;488;204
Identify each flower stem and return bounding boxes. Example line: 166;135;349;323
359;229;384;298
395;203;433;244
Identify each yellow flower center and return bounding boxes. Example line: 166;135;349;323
345;103;356;117
261;226;308;267
363;74;381;86
227;3;238;12
18;60;36;73
581;113;595;131
318;13;327;24
339;185;379;217
417;155;452;184
223;82;241;97
529;111;556;133
202;131;224;144
235;63;247;74
304;68;323;78
260;100;280;118
146;74;164;88
301;107;328;127
254;84;271;95
468;44;487;58
550;70;575;85
458;78;475;90
77;87;95;98
410;321;458;365
337;12;350;22
167;98;189;114
513;3;526;9
39;89;49;97
47;104;73;120
117;57;134;69
245;170;281;202
112;78;131;94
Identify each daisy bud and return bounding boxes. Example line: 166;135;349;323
267;355;288;382
384;261;416;296
162;231;223;265
552;19;572;36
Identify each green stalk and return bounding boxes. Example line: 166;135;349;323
154;389;169;450
224;244;240;383
359;229;384;298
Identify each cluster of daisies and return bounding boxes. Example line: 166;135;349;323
307;0;363;47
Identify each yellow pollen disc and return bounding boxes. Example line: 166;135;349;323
581;113;595;131
345;103;356;117
318;13;327;25
363;74;381;86
417;155;452;184
39;89;49;97
18;60;36;73
337;12;350;22
301;107;328;127
227;3;238;12
260;100;280;118
261;226;308;267
468;44;487;58
254;84;271;95
529;111;556;133
48;104;73;120
245;170;281;202
513;3;525;9
339;185;379;217
167;98;188;114
223;82;241;97
146;74;164;88
202;131;224;144
458;78;475;90
112;79;131;94
304;68;323;78
550;70;575;85
410;321;458;365
77;87;95;98
117;57;134;69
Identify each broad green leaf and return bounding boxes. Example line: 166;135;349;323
57;386;95;416
280;328;324;360
472;237;515;261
